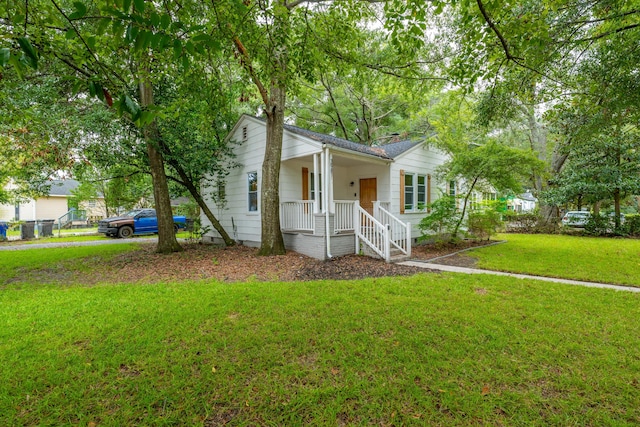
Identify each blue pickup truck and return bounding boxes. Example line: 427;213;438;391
98;208;187;238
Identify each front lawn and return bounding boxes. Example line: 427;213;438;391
1;273;639;425
469;233;640;286
0;244;140;284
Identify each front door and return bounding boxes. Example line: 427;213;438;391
359;178;377;214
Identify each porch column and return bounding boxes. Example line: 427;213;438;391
324;146;334;214
313;153;320;214
320;151;325;214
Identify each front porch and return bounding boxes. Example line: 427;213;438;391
280;200;411;262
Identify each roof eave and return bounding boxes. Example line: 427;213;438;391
324;144;393;164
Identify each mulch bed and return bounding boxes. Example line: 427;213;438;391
82;239;495;284
10;239;496;286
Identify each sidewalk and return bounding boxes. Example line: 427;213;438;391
400;260;640;293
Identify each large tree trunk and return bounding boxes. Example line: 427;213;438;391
139;75;183;254
169;163;235;246
258;84;287;256
538;144;569;225
613;188;621;229
452;176;478;241
154;136;235;246
526;105;546;192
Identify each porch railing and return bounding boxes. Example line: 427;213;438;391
57;208;87;236
373;201;411;257
334;200;355;232
281;201;315;232
355;203;390;261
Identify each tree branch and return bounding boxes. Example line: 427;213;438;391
232;36;269;106
475;0;523;61
50;0;118;89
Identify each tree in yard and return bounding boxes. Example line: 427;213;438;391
288;29;446;145
428;91;545;240
2;0;244;251
213;0;450;254
1;0;184;251
422;0;640;225
0;62;119;204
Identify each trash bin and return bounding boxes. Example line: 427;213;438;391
0;221;8;240
20;220;35;240
39;219;55;237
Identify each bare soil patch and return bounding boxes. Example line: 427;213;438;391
87;244;431;284
19;239;497;285
99;239;493;284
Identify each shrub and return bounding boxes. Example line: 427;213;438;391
467;209;502;241
418;196;460;243
626;214;640;237
504;212;538;233
583;213;628;237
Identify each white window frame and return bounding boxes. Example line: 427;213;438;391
247;171;258;212
404;172;428;212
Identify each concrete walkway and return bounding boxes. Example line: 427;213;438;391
400;260;640;293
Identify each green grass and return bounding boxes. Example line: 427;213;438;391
1;275;639;426
5;226;99;238
0;244;140;284
468;234;640;286
2;236;639;425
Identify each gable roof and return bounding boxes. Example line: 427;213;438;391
282;122;423;160
48;179;80;197
236;115;423;161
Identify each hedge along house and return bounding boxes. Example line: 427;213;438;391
201;115;449;261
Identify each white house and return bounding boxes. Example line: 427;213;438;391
0;179;106;224
201;115;450;261
509;191;537;213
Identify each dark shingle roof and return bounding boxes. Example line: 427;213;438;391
281;121;422;160
48;179;80;196
519;191;537;202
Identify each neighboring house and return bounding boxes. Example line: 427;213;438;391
201;115;449;261
0;179;106;223
469;191;498;211
509;191;537;213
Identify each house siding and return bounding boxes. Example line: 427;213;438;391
202;116;324;245
389;144;449;239
0;203;14;222
282;214;355;260
34;197;69;222
201;118;267;245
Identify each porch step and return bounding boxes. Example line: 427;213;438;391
359;243;410;262
389;248;410;263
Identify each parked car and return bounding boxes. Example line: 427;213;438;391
561;211;591;227
98;209;187;238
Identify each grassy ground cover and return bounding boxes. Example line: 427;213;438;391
468;234;640;286
1;272;639;426
5;226;99;238
0;244;140;284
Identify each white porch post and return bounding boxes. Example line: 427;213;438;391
320;151;325;214
354;200;360;254
313;153;319;214
373;200;380;221
325;147;333;214
324;146;333;258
